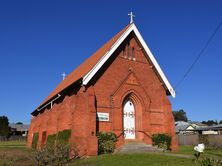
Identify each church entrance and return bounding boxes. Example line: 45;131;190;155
123;99;135;139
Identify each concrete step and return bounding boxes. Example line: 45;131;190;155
117;142;163;154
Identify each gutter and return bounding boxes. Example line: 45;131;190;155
33;93;61;115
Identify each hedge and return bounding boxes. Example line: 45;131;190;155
46;129;71;147
151;133;172;151
57;129;71;144
32;133;39;149
97;132;117;154
46;134;56;147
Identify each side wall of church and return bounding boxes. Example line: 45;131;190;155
27;87;98;156
27;95;74;148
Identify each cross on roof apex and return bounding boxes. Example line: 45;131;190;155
62;72;67;80
128;12;135;24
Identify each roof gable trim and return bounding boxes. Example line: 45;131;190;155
82;24;134;86
83;23;176;97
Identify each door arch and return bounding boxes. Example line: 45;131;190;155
122;92;144;141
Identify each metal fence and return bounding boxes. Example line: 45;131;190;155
177;134;222;147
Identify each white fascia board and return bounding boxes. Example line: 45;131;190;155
132;24;176;98
83;24;134;85
83;23;176;98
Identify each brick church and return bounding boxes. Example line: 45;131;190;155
27;21;178;156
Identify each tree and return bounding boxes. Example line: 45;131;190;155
201;120;218;126
172;109;188;122
16;122;23;125
0;116;11;138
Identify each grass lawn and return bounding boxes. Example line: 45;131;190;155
0;141;221;166
69;153;194;166
0;141;35;166
69;146;222;166
0;140;26;149
178;145;222;158
178;145;195;155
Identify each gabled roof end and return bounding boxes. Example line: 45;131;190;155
83;23;176;98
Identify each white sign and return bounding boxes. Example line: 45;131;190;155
96;112;109;122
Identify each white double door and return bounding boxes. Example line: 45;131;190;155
123;100;135;139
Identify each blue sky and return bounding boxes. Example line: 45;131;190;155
0;1;221;124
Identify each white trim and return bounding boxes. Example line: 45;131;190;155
132;24;176;97
83;23;176;97
83;24;134;85
36;94;61;113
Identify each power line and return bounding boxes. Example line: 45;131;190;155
175;22;222;90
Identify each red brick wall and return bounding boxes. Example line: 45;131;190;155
27;87;98;156
27;34;178;155
92;34;178;151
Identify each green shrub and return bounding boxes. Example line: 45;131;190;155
103;140;116;154
199;135;209;147
46;134;56;147
37;129;76;165
57;129;71;144
151;133;172;151
46;129;71;147
97;132;117;155
35;143;77;166
157;142;168;152
32;133;39;149
195;156;222;166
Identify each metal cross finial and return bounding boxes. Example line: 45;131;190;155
62;72;67;80
128;12;135;24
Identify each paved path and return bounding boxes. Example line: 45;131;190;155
116;142;193;159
